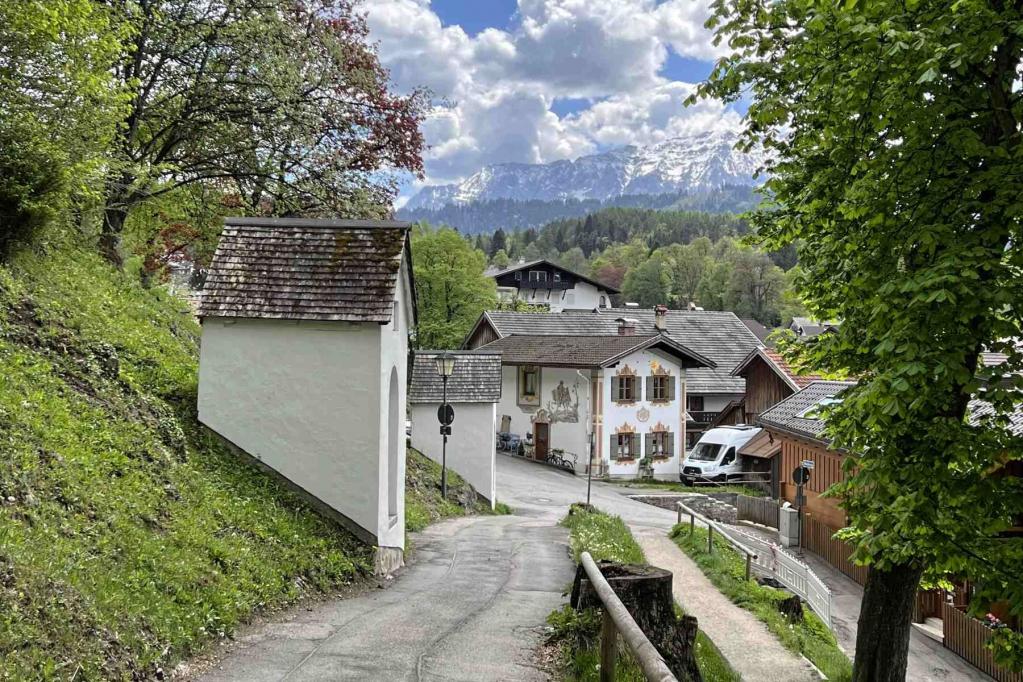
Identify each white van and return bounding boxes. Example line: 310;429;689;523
681;425;761;484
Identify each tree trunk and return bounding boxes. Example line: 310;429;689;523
572;561;703;682
852;562;923;682
99;200;126;267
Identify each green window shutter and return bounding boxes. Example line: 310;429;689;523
611;376;620;402
645;376;652;401
610;434;618;461
644;432;653;457
632;434;641;458
666;432;675;456
667;376;676;401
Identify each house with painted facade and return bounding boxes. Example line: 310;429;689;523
197;217;415;574
485;259;618;311
464;306;761;449
409;351;502;507
475;320;714;479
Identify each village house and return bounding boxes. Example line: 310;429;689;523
197;217;415;574
464;306;761;450
485;258;618;311
409;351;503;507
475;319;714;479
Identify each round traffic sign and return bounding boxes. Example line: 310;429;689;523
792;466;811;485
437;404;455;426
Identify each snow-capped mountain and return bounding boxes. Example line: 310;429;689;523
402;129;766;212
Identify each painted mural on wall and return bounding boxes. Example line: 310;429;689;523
545;380;580;423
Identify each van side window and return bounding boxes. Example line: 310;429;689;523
721;447;736;465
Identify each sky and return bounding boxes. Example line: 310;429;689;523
363;0;742;203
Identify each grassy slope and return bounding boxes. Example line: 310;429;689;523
0;251;379;679
552;505;739;682
404;447;509;533
671;524;853;681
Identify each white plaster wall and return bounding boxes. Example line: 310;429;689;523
494;365;591;470
694;393;743;413
516;281;610;312
603;349;686;480
198;317;383;541
375;257;413;549
410;402;496;507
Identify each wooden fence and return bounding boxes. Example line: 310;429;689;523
943;603;1023;682
801;515;869;586
736;495;780;529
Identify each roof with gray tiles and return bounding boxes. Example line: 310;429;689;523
409;351;503;403
757;380;856;442
968;400;1023;437
470;308;760;394
199;217;411;322
475;334;714;369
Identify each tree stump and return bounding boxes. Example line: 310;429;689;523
777;594;804;623
571;561;703;682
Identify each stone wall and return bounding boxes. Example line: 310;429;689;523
628;493;738;524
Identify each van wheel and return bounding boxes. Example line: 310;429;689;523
715;475;727;483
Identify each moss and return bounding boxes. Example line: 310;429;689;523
0;250;375;679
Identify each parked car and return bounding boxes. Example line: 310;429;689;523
681;425;761;484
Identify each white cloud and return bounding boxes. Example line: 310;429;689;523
364;0;736;186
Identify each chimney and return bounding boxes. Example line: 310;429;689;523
616;317;637;336
654;305;668;331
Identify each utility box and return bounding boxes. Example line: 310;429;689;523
779;506;800;548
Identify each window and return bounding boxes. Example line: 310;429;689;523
647;375;675;402
721;446;736;465
514;271;522;281
600;296;608;308
688;442;722;462
687;395;705;412
528;270;548;283
646;430;674;458
611;433;640;460
612;375;637;402
552;272;561;282
518;365;540;405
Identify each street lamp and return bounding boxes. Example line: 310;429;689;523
434;351;456;498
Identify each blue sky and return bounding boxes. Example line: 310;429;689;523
364;1;740;200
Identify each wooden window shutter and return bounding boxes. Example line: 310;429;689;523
611;376;620;402
666;432;675;456
610;434;618;460
632;433;641;458
667;376;676;401
644;432;653;457
645;376;653;401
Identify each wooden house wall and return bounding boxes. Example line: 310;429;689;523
744;360;794;422
466;322;498;349
777;435;847;529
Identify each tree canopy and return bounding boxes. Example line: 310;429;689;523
697;0;1023;676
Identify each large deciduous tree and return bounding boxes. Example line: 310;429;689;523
0;0;124;259
99;0;427;264
696;0;1022;678
412;225;497;350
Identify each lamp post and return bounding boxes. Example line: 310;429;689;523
434;351;456;498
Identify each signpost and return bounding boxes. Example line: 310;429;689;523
792;465;812;550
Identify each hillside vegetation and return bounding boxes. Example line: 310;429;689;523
0;251;374;678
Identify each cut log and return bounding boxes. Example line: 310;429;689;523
572;561;703;682
777;594;804;623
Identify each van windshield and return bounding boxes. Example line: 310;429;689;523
689;442;723;462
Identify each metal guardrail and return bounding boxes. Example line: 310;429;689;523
580;552;677;682
675;502;833;628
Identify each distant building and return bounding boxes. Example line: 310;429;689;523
789;316;840;338
485;259;618;312
475;316;714;479
197;218;415;574
464;306;760;449
740;318;773;345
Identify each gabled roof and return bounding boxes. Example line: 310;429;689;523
790;317;839;338
732;347;824;391
466;308;759;394
485;259;621;294
740;318;773;344
200;217;413;323
409;351;502;404
476;334;715;370
757;380;856;443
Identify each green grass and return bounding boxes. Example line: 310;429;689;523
404;448;508;533
0;250;371;679
671;524;853;682
614;479;769;497
549;504;739;681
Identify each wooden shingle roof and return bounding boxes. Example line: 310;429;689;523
199;218;412;323
409;352;503;403
476;334;714;369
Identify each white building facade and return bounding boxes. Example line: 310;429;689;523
197;218;415;574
